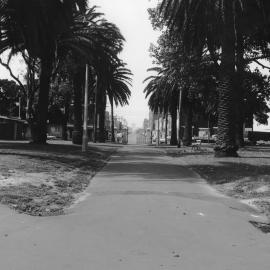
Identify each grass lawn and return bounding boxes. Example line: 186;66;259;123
167;144;270;219
0;140;118;216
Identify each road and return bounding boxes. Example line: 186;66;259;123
0;145;269;270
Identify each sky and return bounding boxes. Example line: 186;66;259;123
0;0;161;128
91;0;160;128
0;54;26;81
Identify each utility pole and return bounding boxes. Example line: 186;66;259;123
178;89;183;148
82;64;89;152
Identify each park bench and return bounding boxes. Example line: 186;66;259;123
192;139;202;150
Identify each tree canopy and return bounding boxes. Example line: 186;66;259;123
145;1;270;156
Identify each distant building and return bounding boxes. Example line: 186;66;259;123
0;116;27;140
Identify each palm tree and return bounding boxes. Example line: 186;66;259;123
55;6;125;144
144;68;167;113
146;19;205;146
159;0;270;156
109;96;116;142
159;0;236;156
144;66;180;146
1;0;88;143
99;63;132;143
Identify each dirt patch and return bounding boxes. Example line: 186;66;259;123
0;141;117;216
166;145;270;219
249;221;270;233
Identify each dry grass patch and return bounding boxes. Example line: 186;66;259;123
0;141;117;216
167;144;270;219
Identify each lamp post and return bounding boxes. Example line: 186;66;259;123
82;64;89;152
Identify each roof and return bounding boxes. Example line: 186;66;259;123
0;115;27;124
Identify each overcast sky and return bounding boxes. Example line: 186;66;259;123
0;0;160;128
91;0;160;128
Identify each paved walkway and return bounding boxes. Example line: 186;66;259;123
0;145;269;270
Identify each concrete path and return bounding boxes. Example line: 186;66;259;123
0;145;269;270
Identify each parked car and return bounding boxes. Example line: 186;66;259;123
160;137;165;144
211;134;217;141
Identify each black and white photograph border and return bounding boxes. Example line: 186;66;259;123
0;0;270;269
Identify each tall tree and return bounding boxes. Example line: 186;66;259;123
54;6;126;144
0;0;87;143
144;66;180;146
0;79;21;116
159;0;270;156
99;63;132;142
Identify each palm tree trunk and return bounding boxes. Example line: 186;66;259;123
26;61;36;122
177;89;183;148
32;55;53;144
183;101;193;146
170;101;178;146
165;113;168;144
235;25;245;147
110;98;115;142
26;64;31;121
94;77;98;143
214;0;238;157
72;70;84;145
62;92;70;140
98;92;106;143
